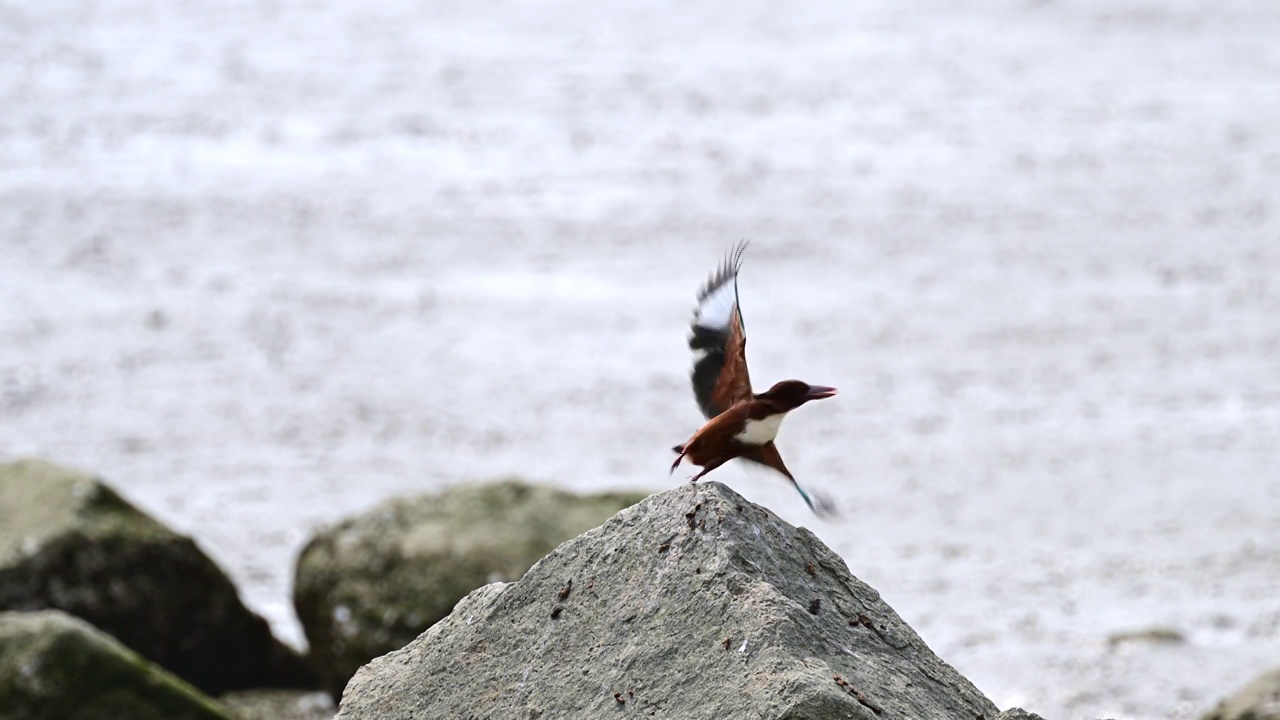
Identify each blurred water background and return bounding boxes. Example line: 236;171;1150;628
3;1;1279;717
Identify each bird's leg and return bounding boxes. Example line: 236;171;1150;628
688;457;728;484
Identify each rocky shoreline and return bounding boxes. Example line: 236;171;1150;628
0;458;637;719
2;457;1274;719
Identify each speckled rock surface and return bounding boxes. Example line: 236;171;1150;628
0;458;312;694
337;481;1006;719
293;480;646;698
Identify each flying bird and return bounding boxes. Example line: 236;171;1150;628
670;241;838;515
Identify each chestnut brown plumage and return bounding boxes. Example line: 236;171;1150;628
671;242;838;515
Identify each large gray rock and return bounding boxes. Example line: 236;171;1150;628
337;481;1004;719
0;458;312;694
1202;668;1280;720
0;610;236;720
294;480;647;699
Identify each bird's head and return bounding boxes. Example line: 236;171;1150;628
757;380;838;411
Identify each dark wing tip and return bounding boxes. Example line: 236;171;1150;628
695;239;749;305
731;238;749;274
728;239;748;328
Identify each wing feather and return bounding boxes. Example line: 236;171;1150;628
689;241;752;419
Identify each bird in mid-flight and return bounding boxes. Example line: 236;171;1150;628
670;241;838;515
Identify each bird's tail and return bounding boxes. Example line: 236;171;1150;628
790;479;839;518
669;445;686;474
792;481;816;511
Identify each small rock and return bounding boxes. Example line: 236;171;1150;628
218;689;336;720
293;479;646;699
0;610;236;720
336;481;1003;719
1105;626;1187;648
0;458;312;694
1201;667;1280;720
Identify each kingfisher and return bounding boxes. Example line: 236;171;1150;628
670;241;838;515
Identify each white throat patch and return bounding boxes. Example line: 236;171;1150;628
734;413;786;446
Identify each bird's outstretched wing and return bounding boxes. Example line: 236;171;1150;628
689;241;752;419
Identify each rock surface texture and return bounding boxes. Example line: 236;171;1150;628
1202;668;1280;720
0;458;311;694
0;610;236;720
294;480;647;698
337;481;1004;719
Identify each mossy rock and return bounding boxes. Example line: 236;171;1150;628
0;610;237;720
293;480;646;699
0;458;313;694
